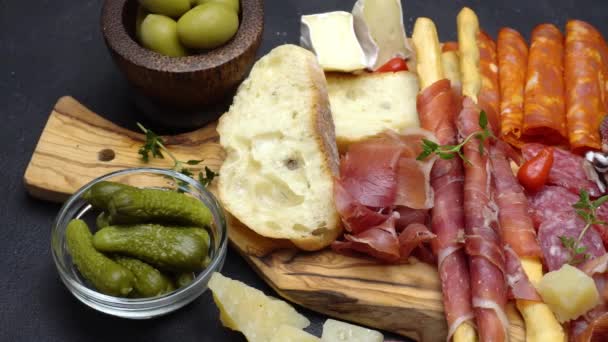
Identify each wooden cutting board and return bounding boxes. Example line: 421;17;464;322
24;96;525;341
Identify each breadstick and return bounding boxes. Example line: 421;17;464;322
442;51;461;88
412;17;444;89
457;7;481;102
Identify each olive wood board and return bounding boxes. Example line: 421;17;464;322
24;96;525;341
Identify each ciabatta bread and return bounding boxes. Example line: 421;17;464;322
326;71;420;152
217;44;342;251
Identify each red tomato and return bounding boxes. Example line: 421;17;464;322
375;57;408;73
517;147;554;192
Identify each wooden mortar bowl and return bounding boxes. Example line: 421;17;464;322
101;0;263;113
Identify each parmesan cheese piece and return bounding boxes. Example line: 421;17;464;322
300;12;375;72
321;319;383;342
538;264;600;323
209;272;310;342
352;0;412;69
271;325;320;342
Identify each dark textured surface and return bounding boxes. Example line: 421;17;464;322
2;0;608;341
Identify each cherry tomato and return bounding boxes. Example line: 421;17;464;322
517;147;554;192
375;57;408;73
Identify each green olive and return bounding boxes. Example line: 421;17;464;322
177;3;239;50
138;0;191;17
193;0;239;13
140;14;188;57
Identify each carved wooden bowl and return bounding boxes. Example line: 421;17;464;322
101;0;263;121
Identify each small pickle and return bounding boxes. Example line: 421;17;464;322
93;224;210;272
83;181;133;210
113;256;175;297
66;219;135;296
96;212;110;229
107;187;212;227
174;272;195;288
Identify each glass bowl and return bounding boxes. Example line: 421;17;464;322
51;168;227;319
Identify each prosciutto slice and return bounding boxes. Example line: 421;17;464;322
417;79;474;339
491;142;543;258
458;97;509;342
332;130;437;262
571;255;608;341
522;143;602;197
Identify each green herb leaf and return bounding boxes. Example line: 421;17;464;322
478;110;488;129
593;195;608;208
138;127;164;162
198;166;219;187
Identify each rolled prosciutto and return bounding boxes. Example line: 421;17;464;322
458;97;509;342
417;79;474;339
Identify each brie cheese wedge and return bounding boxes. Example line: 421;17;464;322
352;0;412;69
300;11;376;72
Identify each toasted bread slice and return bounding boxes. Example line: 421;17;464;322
217;44;341;251
326;71;420;152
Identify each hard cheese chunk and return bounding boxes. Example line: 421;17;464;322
537;264;600;322
326;71;419;152
301;11;374;72
271;325;320;342
321;319;384;342
352;0;411;69
208;272;310;342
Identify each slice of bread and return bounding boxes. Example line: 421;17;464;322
217;44;342;251
326;71;420;152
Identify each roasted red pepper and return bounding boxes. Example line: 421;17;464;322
375;57;408;73
517;147;554;192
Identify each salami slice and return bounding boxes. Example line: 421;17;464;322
417;80;474;339
538;213;605;271
497;27;528;148
458;97;508;342
477;31;501;135
522;143;602;197
523;24;568;145
566;20;607;154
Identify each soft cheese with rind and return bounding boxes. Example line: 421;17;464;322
218;44;341;251
301;12;375;72
326;71;420;152
352;0;412;69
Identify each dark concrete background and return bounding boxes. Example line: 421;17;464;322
2;0;608;341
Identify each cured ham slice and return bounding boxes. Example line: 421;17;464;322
417;79;474;339
504;246;541;301
565;20;607;154
477;31;501;135
491;142;542;257
490;142;542;304
458;97;509;342
522;143;602;197
332;130;437;262
497;27;528;148
570;255;608;341
523;24;568;145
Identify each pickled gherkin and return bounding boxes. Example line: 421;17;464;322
65;219;135;296
93;224;210;272
113;256;175;297
174;272;195;288
107;187;213;227
96;212;110;229
83;181;133;210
